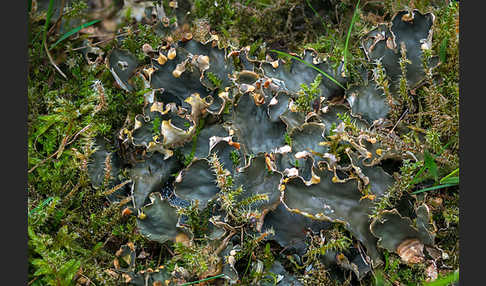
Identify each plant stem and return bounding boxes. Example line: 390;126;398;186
270;49;345;89
343;0;360;77
180;274;225;286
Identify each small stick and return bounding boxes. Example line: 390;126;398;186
118;196;133;207
48;0;66;36
102;180;132;196
71;30;135;51
28;123;91;173
66;124;92;145
388;109;408;136
157;247;163;267
79;273;97;286
164;244;174;256
27;277;39;286
66;181;81;200
44;40;67;79
214;231;236;256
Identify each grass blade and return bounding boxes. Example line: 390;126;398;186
180;274;225;286
424;151;438;182
440;176;459;185
440;168;459;184
410;140;454;187
42;0;55;48
412;183;458;195
50;19;101;50
28;197;54;216
439;37;448;63
306;0;327;30
270;49;346;89
343;0;360;77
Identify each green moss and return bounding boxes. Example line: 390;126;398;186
191;0;334;50
184;118;206;166
442;205;459;225
398;43;413;110
179;202;212;239
377;250;427;285
27;4;148;283
300;224;353;269
230;150;241;166
371;159;423;218
284;132;292;146
120;23;163;61
296;74;322;113
152;116;161;136
206;71;223;88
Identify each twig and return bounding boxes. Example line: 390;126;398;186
214;231;236;256
48;0;66;36
164;244;174;257
71;31;133;51
66;181;82;200
388;109;408;136
28;144;63;173
29;121;74;173
56;121;74;159
28;123;91;173
118;196;133;207
102;236;111;247
102;180;132;196
406;125;427;134
79;273;97;286
44;40;67;79
66;123;92;145
157;247;163;267
335;5;340;28
27;277;39;285
180;274;225;286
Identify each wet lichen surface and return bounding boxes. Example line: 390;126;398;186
28;1;459;285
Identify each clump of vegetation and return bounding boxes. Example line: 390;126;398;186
120;23;164;61
301;225;353;267
398;43;413;110
184;118;206;166
230;149;241;166
296;74;322;113
206;71;223;88
209;152;269;224
379;250;427;284
192;0;339;51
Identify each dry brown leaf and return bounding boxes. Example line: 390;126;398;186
396;238;425;264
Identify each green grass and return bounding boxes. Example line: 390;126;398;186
180;274;225;286
49;19;101;50
412;168;459;194
270;49;345;89
42;0;55;49
305;0;327;31
28;197;54;216
343;0;360;77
